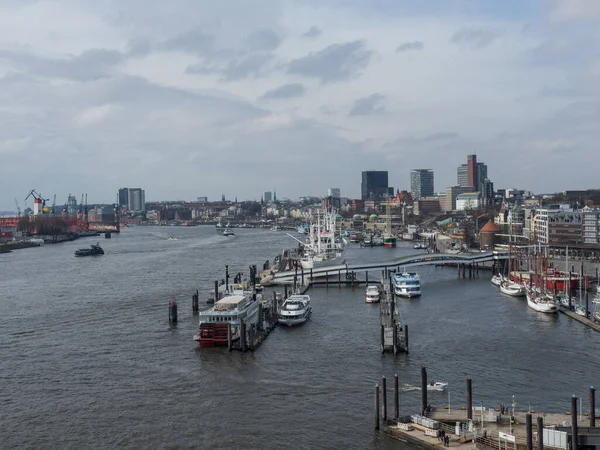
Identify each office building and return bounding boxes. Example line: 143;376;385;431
582;208;600;245
127;188;145;212
361;171;389;201
455;193;480;211
328;188;341;198
457;154;488;192
442;185;473;212
118;188;129;210
264;191;273;203
410;169;434;200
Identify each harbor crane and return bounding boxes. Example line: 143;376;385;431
25;189;49;214
14;198;21;217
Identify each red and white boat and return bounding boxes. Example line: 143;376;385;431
193;289;260;347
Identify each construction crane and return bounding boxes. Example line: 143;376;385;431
25;189;49;215
14;198;21;217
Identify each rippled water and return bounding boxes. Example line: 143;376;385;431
2;226;599;449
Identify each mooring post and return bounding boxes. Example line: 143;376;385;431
590;386;596;427
394;374;399;420
420;367;428;415
404;324;409;353
393;325;398;354
466;378;473;421
338;269;341;288
225;265;229;292
382;376;387;421
586;290;590;318
526;413;533;450
301;267;305;287
284;285;288;300
366;270;369;284
214;280;219;302
375;384;380;430
227;323;232;351
469;264;472;279
192;291;198;312
310;267;313;282
257;303;263;331
326;271;329;287
462;264;466;279
249;324;255;352
380;325;385;353
240;320;246;352
458;263;460;277
569;272;573;309
168;297;177;323
572;395;579;450
537;416;544;450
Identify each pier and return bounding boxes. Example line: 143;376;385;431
379;280;408;354
375;368;600;450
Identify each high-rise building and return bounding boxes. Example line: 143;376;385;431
361;171;389;201
481;178;494;206
328;188;341;198
127;188;145;212
457;155;488;192
264;191;273;203
118;188;129;210
410;169;434;200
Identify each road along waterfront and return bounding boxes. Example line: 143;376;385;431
1;226;599;449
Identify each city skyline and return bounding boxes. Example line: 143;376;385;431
1;1;599;209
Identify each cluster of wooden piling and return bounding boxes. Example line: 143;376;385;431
457;262;480;278
375;367;599;450
380;277;408;354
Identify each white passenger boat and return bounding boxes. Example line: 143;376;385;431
526;291;558;313
393;272;421;298
193;289;261;346
278;294;311;326
222;229;235;236
427;381;448;391
365;285;381;303
499;281;526;297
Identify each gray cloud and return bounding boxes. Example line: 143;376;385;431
0;48;124;81
260;83;306;100
396;41;424;52
245;28;282;51
450;27;502;49
288;40;373;82
303;26;322;38
161;30;214;55
187;51;275;81
349;93;385;116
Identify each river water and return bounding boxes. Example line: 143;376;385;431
1;226;599;449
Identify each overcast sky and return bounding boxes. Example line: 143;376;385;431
1;0;599;209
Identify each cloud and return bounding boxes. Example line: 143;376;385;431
74;104;118;127
161;30;214;55
450;27;502;49
244;28;282;51
187;51;276;81
349;93;386;116
260;83;306;100
396;41;424;52
549;0;600;22
288;40;373;82
0;48;124;81
302;26;322;38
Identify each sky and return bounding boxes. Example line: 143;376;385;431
1;0;599;209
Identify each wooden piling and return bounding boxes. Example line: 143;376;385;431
420;367;427;415
571;395;579;450
366;271;369;284
338;269;341;288
382;376;387;421
214;280;219;303
469;264;472;278
537;416;544;450
168;296;177;323
192;290;199;312
301;267;305;287
591;387;596;427
257;303;263;331
285;285;288;300
310;267;313;282
404;324;409;353
586;291;590;318
249;324;255;352
240;320;246;352
375;384;380;430
380;324;385;353
227;323;232;351
225;265;229;292
526;413;533;450
326;271;329;287
466;378;473;421
393;325;398;354
394;374;399;420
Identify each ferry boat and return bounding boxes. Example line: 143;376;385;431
278;294;311;326
365;285;381;303
193;290;261;347
74;243;104;257
526;290;558;313
393;273;421;298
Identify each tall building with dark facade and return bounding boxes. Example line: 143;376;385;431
361;171;389;201
410;169;434;200
457;154;488;192
118;188;129;210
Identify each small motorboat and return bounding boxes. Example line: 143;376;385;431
74;243;104;257
490;274;503;287
500;281;526;297
427;381;448;391
365;285;381;304
222;229;235;236
167;236;179;241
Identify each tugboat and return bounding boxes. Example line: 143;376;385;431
74;242;105;257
